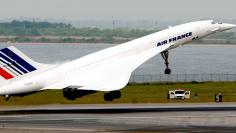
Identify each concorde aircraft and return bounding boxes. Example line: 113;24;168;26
0;20;235;101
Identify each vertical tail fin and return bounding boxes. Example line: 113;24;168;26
0;46;55;82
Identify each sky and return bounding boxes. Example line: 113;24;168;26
0;0;235;21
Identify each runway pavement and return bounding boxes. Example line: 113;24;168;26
1;103;236;114
0;103;236;132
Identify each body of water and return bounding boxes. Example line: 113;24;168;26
0;43;236;75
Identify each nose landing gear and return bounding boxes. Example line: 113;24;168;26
161;51;171;75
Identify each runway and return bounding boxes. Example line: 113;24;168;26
0;103;236;132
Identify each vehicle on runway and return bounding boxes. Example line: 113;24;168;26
0;20;235;101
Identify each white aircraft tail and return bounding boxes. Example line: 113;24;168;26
0;46;55;83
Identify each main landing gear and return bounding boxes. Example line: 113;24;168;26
161;51;171;74
104;91;121;101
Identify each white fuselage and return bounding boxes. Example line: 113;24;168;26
0;20;235;95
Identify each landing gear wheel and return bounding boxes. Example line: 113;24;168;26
104;91;121;101
63;88;77;100
104;93;114;101
161;51;171;75
165;68;171;75
112;91;121;99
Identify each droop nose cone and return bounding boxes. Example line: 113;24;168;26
220;23;236;31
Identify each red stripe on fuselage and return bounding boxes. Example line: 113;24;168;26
0;67;14;80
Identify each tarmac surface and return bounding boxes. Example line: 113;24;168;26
0;103;236;132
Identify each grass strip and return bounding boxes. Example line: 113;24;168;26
0;82;236;105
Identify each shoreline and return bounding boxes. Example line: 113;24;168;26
0;35;235;44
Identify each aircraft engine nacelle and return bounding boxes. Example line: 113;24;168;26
63;87;96;100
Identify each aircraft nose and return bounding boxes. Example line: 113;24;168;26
219;23;236;31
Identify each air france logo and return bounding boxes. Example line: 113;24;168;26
157;32;192;47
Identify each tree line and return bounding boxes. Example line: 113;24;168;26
0;20;156;38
